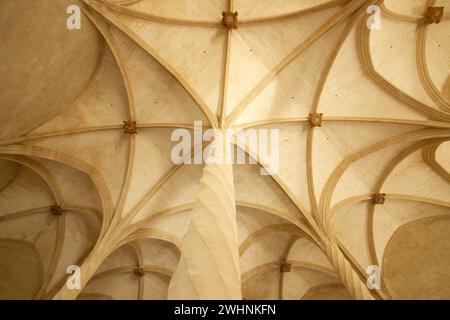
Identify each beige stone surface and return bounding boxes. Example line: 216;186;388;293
0;0;449;300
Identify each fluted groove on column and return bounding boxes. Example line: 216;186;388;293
325;240;374;300
168;138;242;299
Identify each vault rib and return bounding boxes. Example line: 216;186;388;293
219;0;233;128
0;144;114;237
416;6;450;112
0;156;64;204
319;128;450;235
380;1;450;22
279;236;303;299
89;3;219;128
422;141;450;180
358;13;450;121
35;213;66;299
241;261;337;283
225;0;369;127
85;7;136;120
88;0;351;26
0;124;207;147
367;140;438;266
239;224;306;256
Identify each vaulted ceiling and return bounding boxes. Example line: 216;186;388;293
0;0;449;300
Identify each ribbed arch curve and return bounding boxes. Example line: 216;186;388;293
0;0;103;141
359;8;450;121
319;128;450;235
80;236;179;300
240;230;344;299
423;140;450;180
0;156;102;299
0;145;112;234
381;214;450;299
327;137;450;298
0;0;449;300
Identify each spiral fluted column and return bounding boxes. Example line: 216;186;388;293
168;137;242;299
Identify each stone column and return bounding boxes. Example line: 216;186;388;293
168;136;241;299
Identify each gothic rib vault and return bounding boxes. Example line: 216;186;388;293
0;0;449;300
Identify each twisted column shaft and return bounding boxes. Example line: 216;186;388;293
168;138;241;299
